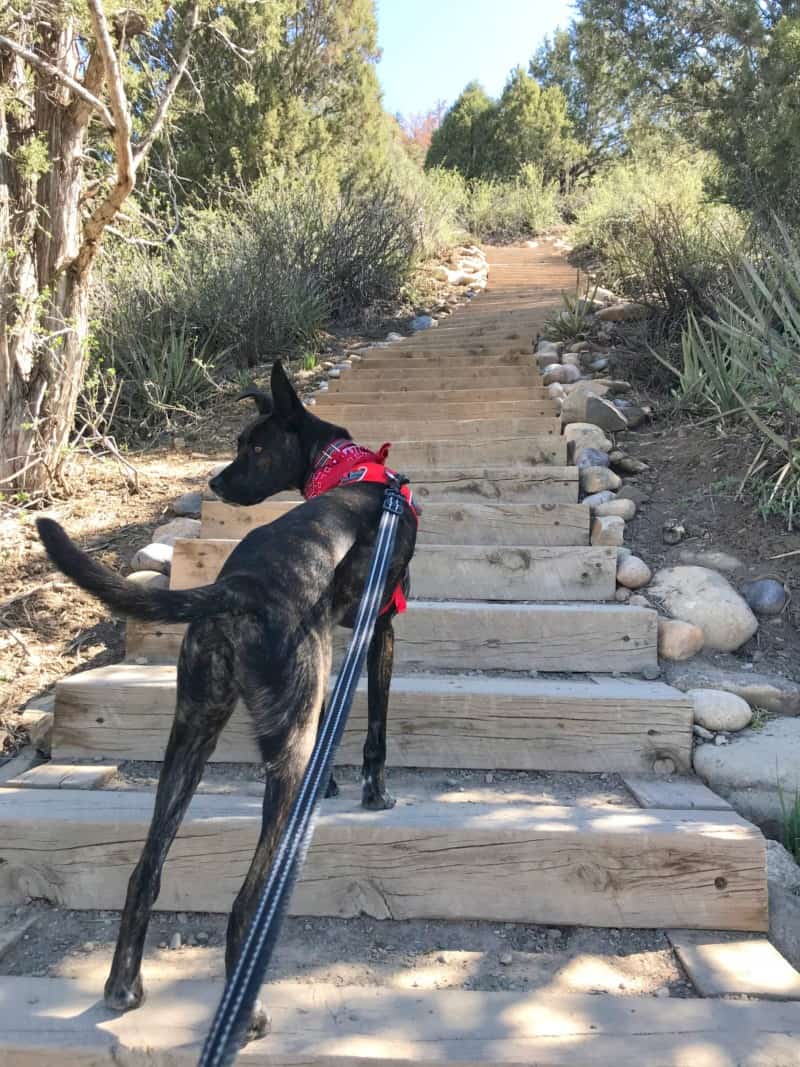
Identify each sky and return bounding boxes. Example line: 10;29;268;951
376;0;575;118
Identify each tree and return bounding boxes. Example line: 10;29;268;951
1;1;200;492
425;81;493;178
489;67;582;183
396;101;447;166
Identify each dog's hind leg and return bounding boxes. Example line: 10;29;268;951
104;624;236;1013
362;612;396;810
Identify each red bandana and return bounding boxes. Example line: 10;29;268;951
302;438;417;615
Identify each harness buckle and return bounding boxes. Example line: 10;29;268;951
382;486;405;516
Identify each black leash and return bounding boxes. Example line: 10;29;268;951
198;483;407;1066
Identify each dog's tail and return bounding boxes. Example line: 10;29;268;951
37;518;257;623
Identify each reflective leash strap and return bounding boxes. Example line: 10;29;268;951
198;484;407;1067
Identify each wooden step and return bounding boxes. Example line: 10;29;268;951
173;542;614;601
125;602;659;671
53;666;693;772
353;352;534;369
313;386;549;407
0;785;766;927
312;399;557;420
5;977;799;1066
373;436;567;468
320;417;561;440
403;464;578;502
328;369;541;391
5;978;799;1067
200;500;590;546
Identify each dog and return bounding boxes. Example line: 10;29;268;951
36;359;417;1035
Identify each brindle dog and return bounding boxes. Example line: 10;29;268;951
36;360;417;1035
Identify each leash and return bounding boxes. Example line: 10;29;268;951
198;483;408;1066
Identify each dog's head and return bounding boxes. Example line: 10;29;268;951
209;360;341;506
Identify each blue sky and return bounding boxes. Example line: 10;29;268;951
376;0;575;117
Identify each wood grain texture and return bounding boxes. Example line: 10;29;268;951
126;602;659;670
327;369;541;392
199;500;589;546
313;400;557;420
5;977;800;1066
314;386;550;407
0;786;766;929
54;668;692;772
377;435;567;467
323;417;561;440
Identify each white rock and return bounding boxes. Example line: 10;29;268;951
657;618;704;661
591;515;625;546
664;662;800;717
580;466;621;495
542;364;580;386
562;353;582;368
547;382;566;400
676;548;743;574
615;586;631;602
563;423;612;455
628;593;650;608
171;490;203;518
536;340;560;356
649;566;758;652
153;518;201;546
126;570;169;590
688;689;752;733
616;555;652;589
130;543;173;575
582;490;615;510
385;331;404;342
594;499;636;520
596;302;650;322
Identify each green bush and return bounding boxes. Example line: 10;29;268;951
460;164;562;241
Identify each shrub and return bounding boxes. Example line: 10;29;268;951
460;164;562;241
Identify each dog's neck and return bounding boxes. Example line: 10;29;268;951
296;412;352;489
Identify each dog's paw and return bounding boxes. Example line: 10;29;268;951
244;999;272;1044
324;775;340;799
361;784;396;811
104;972;144;1013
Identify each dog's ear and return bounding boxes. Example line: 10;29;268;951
270;360;304;428
236;387;272;416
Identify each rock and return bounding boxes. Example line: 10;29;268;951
575;447;610;469
590;358;609;372
688;689;752;733
612;456;649;475
126;570;170;590
629;594;651;608
613;400;649;429
542;364;580;386
592;286;619;306
409;315;436;331
676;548;743;574
693;718;800;835
385;331;404;342
563;423;612;455
547;382;566;400
664;661;800;717
653;757;676;776
584;395;629;432
615;587;631;603
595;302;650;322
130;542;173;575
642;665;661;680
591;515;625;547
171;490;203;518
767;840;800;969
429;265;449;282
20;707;53;756
658;619;704;662
693;724;714;741
499;951;513;966
153;518;201;546
170;932;182;950
563;379;610;399
649;566;758;652
536;339;560;356
582;490;615;510
616;555;652;589
594;499;636;520
742;578;788;616
594;379;632;396
484;772;494;784
580;466;621;495
562;353;582;368
713;732;729;745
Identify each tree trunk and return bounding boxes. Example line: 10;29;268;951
1;22;98;492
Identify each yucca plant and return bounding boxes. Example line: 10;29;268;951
542;277;598;342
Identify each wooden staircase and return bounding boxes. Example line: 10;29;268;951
1;243;795;1066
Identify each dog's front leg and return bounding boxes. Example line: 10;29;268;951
362;612;396;810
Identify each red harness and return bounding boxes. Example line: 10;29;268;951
302;438;418;615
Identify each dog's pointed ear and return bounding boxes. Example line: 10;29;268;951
236;387;272;416
270;360;304;427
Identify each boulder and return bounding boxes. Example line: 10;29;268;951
688;689;753;733
575;447;610;469
677;548;743;573
693;718;800;835
130;542;173;575
542;363;580;386
594;499;636;521
409;315;436;331
580;466;621;495
657;619;704;661
547;382;566;399
767;840;800;969
582;490;615;510
153;518;201;546
563;423;612;454
664;661;800;717
591;514;625;546
612;399;649;428
612;456;649;475
742;578;789;616
171;490;203;518
563;379;610;399
583;395;629;432
649;566;758;652
127;570;170;590
595;302;650;322
616;554;651;589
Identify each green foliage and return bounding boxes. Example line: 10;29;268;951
426;70;580;186
780;784;800;863
12;134;50;180
542;281;597;342
458;165;562;241
651;311;749;414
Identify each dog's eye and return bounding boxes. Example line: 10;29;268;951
253;445;263;454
